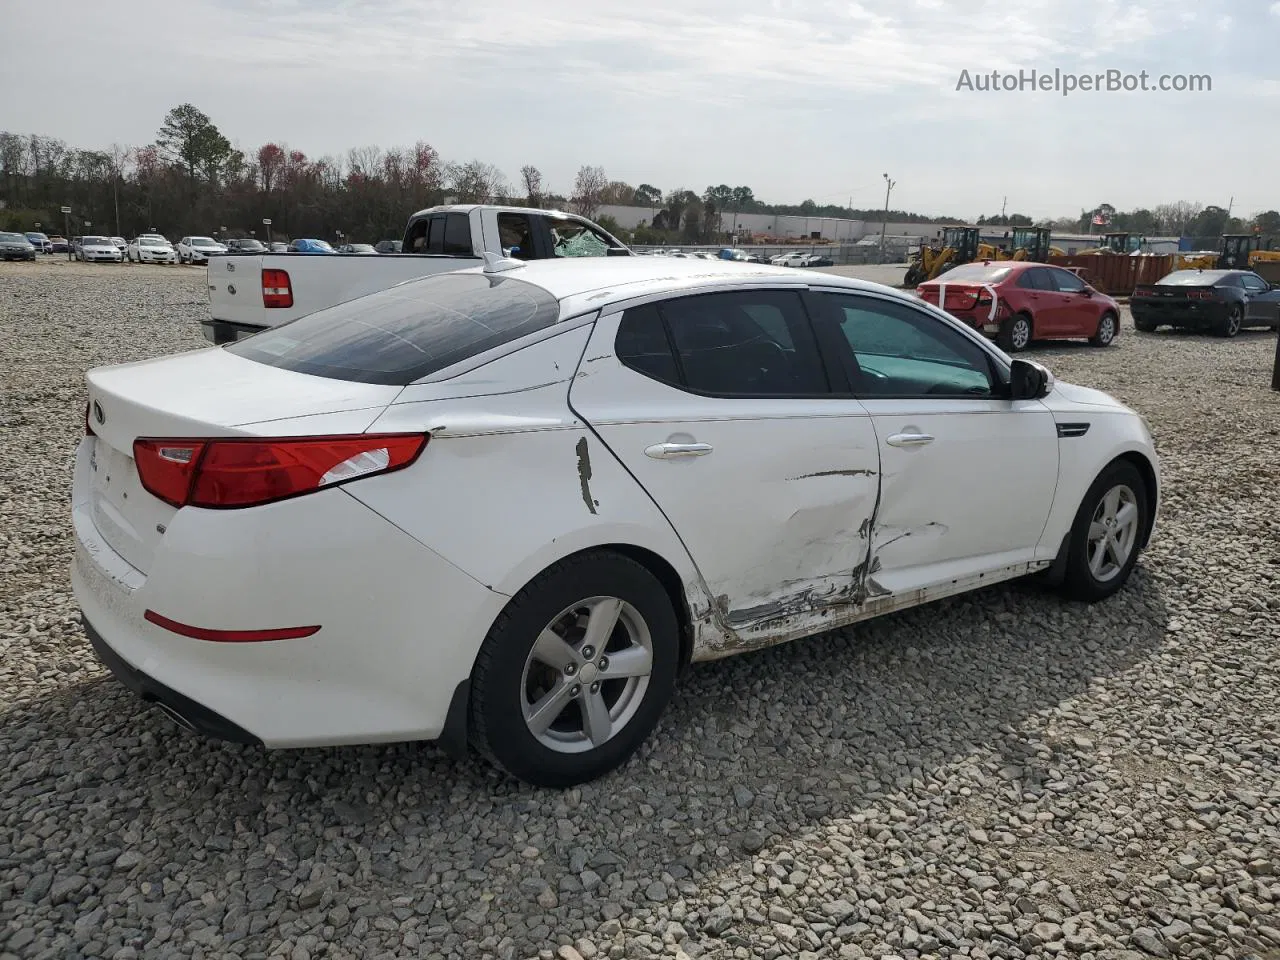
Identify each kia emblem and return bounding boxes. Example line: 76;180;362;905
92;401;105;425
227;284;237;295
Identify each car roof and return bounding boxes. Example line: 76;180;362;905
448;256;913;316
407;204;587;221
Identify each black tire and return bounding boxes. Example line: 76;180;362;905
903;264;923;287
1090;311;1119;347
468;550;680;788
997;312;1033;352
1061;459;1149;602
1133;315;1157;332
1217;304;1243;338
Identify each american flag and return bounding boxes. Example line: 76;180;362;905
1091;213;1110;226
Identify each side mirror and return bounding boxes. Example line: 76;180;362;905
1081;287;1093;297
1009;358;1053;400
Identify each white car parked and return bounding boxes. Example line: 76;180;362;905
128;235;178;264
73;257;1159;787
177;236;227;264
770;251;810;266
77;236;123;263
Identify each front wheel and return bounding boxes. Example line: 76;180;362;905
1218;304;1242;338
1061;460;1148;602
1090;311;1118;347
998;312;1033;352
469;551;680;788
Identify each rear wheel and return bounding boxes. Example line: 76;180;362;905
1061;460;1148;602
998;312;1033;352
1133;315;1157;332
1217;304;1243;338
469;551;680;788
1090;311;1118;347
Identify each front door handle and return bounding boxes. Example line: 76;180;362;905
886;432;934;447
645;442;713;459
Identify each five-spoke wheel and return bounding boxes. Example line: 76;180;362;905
469;551;679;788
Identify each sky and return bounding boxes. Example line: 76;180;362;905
2;0;1277;220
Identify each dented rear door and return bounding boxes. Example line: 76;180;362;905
569;290;882;650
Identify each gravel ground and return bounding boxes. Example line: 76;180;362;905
2;260;1279;960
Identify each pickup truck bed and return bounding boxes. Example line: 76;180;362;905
202;204;629;343
203;252;475;343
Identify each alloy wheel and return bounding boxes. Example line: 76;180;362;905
521;596;654;754
1087;484;1140;582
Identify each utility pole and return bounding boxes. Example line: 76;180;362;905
61;206;71;261
1001;196;1007;220
879;173;896;263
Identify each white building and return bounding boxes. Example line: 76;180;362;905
595;204;955;243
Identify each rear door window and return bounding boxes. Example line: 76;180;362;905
442;213;473;255
226;273;561;385
1017;267;1053;291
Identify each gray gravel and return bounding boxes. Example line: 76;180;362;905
2;259;1279;960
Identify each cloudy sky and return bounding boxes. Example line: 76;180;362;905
2;0;1275;219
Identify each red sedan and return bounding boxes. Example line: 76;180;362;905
916;261;1121;352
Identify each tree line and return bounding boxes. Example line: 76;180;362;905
2;104;1276;246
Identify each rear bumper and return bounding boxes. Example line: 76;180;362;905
1131;302;1227;327
70;439;505;748
200;318;267;344
83;615;263;744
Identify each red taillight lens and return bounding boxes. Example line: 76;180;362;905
134;439;207;506
144;609;320;642
262;268;293;308
1187;289;1214;300
134;434;427;510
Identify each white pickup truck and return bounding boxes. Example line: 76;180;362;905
201;204;631;343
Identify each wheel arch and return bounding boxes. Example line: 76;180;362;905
1115;451;1159;548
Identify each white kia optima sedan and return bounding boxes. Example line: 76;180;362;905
72;256;1159;787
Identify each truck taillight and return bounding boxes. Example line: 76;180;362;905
262;268;293;308
133;434;428;509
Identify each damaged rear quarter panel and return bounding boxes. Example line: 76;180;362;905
349;325;708;618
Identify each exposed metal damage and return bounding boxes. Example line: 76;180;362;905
788;468;878;480
575;436;598;515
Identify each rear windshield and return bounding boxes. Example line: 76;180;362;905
933;264;1013;283
227;272;562;385
1157;270;1228;285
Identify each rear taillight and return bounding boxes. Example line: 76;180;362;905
133;434;427;509
134;440;207;507
1186;289;1214;300
262;268;293;308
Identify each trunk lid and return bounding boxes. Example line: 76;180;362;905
85;347;403;573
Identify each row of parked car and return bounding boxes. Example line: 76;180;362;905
3;231;407;264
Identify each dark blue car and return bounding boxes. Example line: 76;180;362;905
287;239;335;254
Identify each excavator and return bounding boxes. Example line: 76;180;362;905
903;226;980;285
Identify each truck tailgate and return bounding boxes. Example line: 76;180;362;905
203;253;480;343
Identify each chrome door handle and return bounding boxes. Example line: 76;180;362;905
645;442;713;459
886;432;934;447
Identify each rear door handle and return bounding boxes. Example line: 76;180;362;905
645;442;713;459
886;432;934;447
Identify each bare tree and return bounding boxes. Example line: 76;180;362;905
521;165;544;207
449;160;508;203
571;165;608;218
1153;201;1203;235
